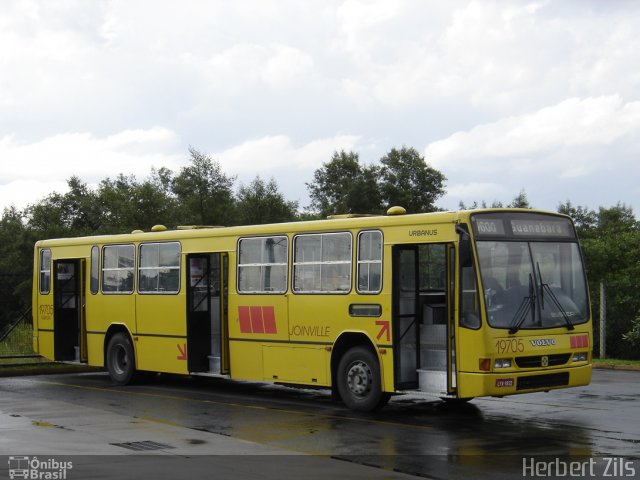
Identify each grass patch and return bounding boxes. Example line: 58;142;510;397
0;322;34;356
0;356;46;366
0;362;100;377
593;358;640;366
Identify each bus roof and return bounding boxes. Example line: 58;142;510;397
34;208;567;248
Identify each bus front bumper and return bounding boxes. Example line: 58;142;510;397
457;364;592;399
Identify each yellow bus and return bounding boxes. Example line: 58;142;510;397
32;208;592;411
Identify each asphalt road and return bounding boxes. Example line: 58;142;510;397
0;369;638;479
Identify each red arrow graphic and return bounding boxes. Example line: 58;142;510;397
376;320;390;342
177;343;187;361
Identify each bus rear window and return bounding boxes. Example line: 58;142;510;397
39;249;51;294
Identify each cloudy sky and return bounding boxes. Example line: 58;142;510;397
1;0;639;214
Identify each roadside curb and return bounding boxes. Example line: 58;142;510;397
592;363;640;372
0;365;102;377
2;363;639;377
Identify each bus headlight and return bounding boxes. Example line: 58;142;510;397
572;352;587;362
494;358;512;369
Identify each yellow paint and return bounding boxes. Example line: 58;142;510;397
135;335;189;374
263;345;328;384
32;208;593;401
32;420;54;428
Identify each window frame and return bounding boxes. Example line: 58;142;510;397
138;241;182;295
292;231;353;294
90;245;100;295
101;244;135;295
39;248;51;295
356;230;383;294
237;235;288;294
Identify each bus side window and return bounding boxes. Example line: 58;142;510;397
460;264;481;329
293;232;352;293
357;231;382;294
139;242;181;294
40;249;51;294
237;236;288;294
90;246;99;295
102;245;135;294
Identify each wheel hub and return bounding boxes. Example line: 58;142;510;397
347;361;372;397
113;345;128;375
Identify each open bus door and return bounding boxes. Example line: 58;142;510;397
186;253;229;374
53;259;86;362
393;244;457;396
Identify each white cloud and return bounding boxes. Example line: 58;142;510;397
332;1;640;111
426;96;640;176
215;134;363;173
426;95;640;209
0;179;67;212
447;182;507;204
1;1;640;213
0;127;183;209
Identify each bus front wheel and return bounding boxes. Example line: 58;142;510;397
337;346;389;412
106;332;136;385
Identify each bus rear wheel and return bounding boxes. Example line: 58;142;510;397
106;332;136;385
337;346;389;412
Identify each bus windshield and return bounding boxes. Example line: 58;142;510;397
476;241;589;330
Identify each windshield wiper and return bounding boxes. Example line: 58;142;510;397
509;274;536;334
537;262;575;331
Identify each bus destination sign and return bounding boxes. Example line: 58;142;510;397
472;215;575;239
510;219;571;237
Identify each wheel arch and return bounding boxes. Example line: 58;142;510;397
331;331;384;391
103;324;135;367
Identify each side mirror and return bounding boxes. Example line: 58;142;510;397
456;224;473;268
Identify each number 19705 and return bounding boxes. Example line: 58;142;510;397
495;338;524;354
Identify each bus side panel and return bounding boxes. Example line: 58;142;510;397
228;340;263;381
135;335;189;374
229;295;289;342
262;345;329;385
88;295;136;338
38;330;54;361
35;291;55;359
457;326;485;373
136;294;186;337
86;332;104;367
380;347;395;392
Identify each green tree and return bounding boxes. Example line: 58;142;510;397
306;150;382;217
0;207;32;325
562;203;640;359
172;147;236;226
459;191;535;210
98;170;179;232
557;201;598;237
26;176;102;238
236;177;298;225
378;147;445;213
508;189;531;208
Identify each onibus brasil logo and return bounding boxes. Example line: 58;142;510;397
8;456;73;479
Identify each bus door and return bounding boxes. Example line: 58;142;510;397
393;244;456;395
53;259;86;362
393;246;420;389
186;253;228;374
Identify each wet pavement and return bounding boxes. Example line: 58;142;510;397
0;369;638;479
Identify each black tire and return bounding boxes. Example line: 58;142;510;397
337;346;387;412
106;332;136;385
